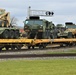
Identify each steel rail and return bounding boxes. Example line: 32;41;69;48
0;53;76;59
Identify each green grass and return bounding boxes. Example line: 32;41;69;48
0;59;76;75
48;49;76;54
68;49;76;52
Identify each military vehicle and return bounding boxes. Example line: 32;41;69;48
56;24;66;32
24;16;58;39
57;22;76;38
0;8;20;39
24;7;58;39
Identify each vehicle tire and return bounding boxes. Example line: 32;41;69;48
54;33;57;39
50;34;54;39
68;32;72;38
9;30;15;39
2;30;9;39
14;30;20;39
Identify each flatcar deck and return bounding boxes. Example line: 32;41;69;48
32;38;76;45
0;38;76;50
0;38;76;44
0;38;33;44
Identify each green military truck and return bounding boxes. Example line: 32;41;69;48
24;16;58;39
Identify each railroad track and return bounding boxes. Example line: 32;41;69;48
0;45;76;59
0;53;76;59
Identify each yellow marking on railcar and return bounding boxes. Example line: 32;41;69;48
32;38;76;45
0;38;76;45
0;39;33;44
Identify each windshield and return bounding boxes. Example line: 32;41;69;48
66;25;76;29
25;20;43;25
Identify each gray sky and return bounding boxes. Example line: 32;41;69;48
0;0;76;26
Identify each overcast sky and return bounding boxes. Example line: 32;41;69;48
0;0;76;27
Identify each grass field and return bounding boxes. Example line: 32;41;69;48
0;59;76;75
47;49;76;54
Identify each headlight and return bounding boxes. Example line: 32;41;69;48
25;26;27;28
39;25;43;28
24;25;30;32
24;25;29;29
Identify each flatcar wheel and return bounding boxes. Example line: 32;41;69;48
68;43;74;47
16;45;21;50
10;45;15;50
39;44;46;49
28;46;31;49
2;30;9;39
32;46;34;49
42;46;46;49
11;47;15;50
0;48;2;51
60;44;63;47
39;45;42;49
5;47;9;50
42;44;47;49
9;30;14;39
